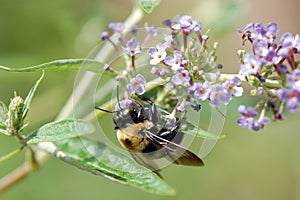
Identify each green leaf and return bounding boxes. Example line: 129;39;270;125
0;101;8;124
52;137;175;195
26;119;95;144
139;0;160;13
22;72;44;119
0;59;104;73
0;101;8;134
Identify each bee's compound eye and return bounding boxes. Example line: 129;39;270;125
125;138;132;146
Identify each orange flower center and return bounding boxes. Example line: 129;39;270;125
133;81;139;87
228;85;234;91
290;92;297;98
199;89;205;94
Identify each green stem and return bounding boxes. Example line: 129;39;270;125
218;73;281;88
0;146;25;163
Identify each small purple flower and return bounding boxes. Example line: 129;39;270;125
171;69;190;87
253;41;268;56
251;23;269;44
114;99;133;112
237;117;252;128
238;23;255;35
286;69;300;90
131;25;138;35
115;75;122;81
254;22;279;44
164;51;184;71
101;31;109;40
191;82;211;101
264;50;280;65
252;41;279;65
248;117;270;131
223;77;243;97
240;54;262;75
103;64;116;73
127;74;146;95
144;23;159;36
278;88;300;112
151;66;159;75
264;22;279;43
193;22;202;35
126;67;132;74
177;101;186;113
148;45;167;65
171;15;199;35
278;32;300;57
257;75;266;83
108;22;125;33
164;34;173;47
103;63;110;71
159;69;168;77
237;105;257;128
162;19;172;28
151;66;168;77
209;85;231;107
238;22;279;45
277;64;288;75
122;37;141;57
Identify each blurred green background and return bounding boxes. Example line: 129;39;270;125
1;0;300;199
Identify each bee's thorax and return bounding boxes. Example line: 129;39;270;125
117;121;154;152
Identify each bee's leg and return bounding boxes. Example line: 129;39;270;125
137;95;159;124
158;128;184;145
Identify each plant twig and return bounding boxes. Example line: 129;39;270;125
0;162;32;193
0;146;25;163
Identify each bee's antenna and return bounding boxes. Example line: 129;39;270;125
117;85;123;110
95;107;113;113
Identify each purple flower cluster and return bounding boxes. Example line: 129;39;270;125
146;15;244;108
238;22;300;77
189;77;243;107
237;105;270;131
163;15;204;48
237;22;300;131
100;16;300;133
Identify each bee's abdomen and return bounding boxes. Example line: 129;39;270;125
141;142;157;153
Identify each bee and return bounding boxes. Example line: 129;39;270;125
96;95;204;177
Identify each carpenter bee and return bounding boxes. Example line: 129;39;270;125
96;95;204;177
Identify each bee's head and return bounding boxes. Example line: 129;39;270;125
113;99;149;129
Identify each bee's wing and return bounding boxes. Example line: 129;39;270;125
129;152;163;178
145;131;204;166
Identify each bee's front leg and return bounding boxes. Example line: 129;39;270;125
136;95;160;124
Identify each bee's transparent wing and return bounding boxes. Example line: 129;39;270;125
145;131;204;166
129;152;162;178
